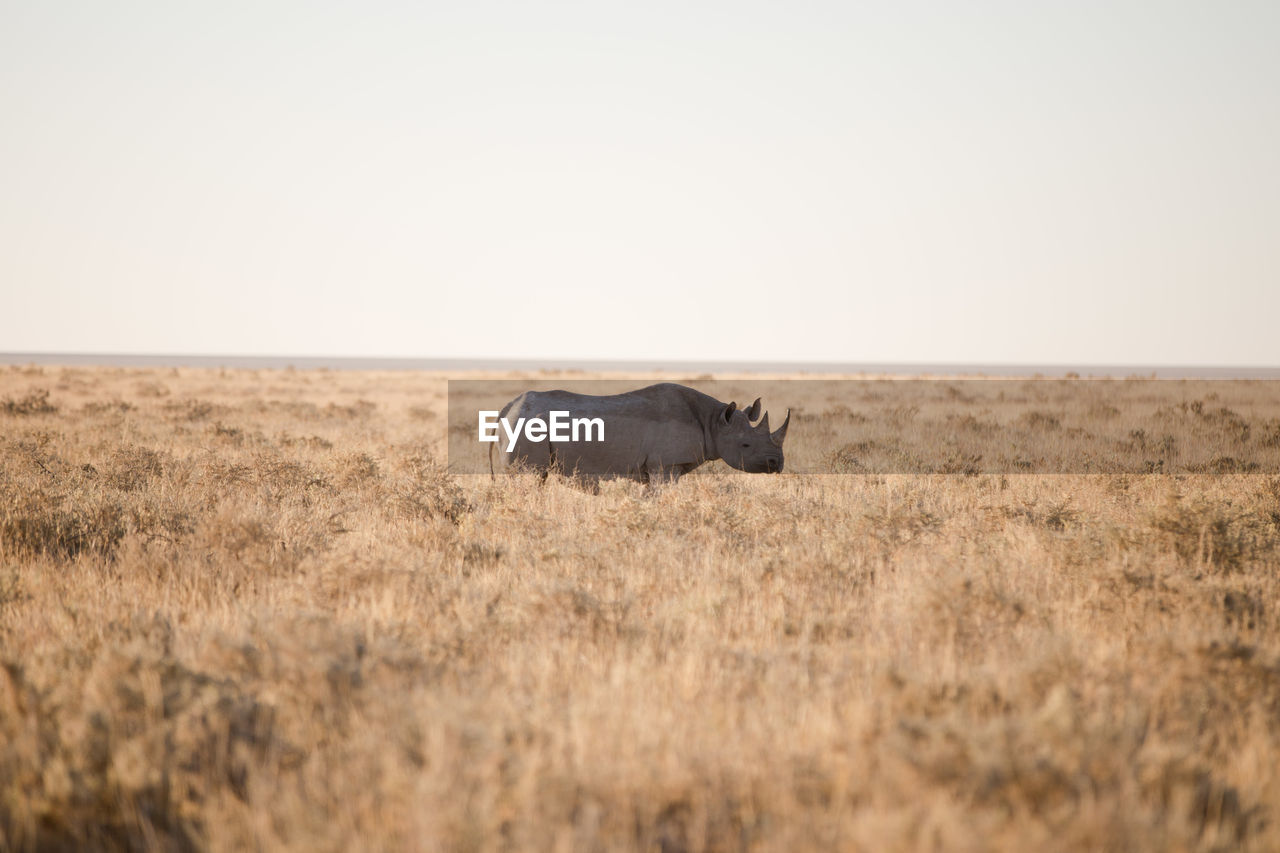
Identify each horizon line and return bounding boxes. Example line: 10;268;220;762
3;352;1280;379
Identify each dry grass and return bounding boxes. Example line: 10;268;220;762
2;365;1280;851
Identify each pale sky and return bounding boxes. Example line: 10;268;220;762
2;1;1277;366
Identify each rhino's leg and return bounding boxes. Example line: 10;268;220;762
508;438;553;481
543;445;558;484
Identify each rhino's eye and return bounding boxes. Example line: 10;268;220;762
741;443;750;449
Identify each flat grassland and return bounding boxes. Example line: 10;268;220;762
2;366;1279;851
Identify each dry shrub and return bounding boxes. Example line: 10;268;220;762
1;388;57;416
387;455;471;524
1154;400;1253;444
178;497;337;582
1003;498;1080;531
163;399;226;422
827;442;876;473
250;453;330;496
133;380;170;398
0;486;126;560
104;445;167;493
1188;456;1262;474
277;432;334;450
947;413;999;435
332;452;381;489
1017;410;1061;431
208;421;245;445
324;400;376;420
80;399;135;416
1261;419;1280;448
1148;493;1278;572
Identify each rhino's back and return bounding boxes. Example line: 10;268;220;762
499;385;708;480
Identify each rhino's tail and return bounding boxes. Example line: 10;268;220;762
489;397;514;480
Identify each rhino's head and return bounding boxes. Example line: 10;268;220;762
715;397;790;473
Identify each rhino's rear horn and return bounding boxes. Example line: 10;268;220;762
744;397;762;423
722;401;737;423
771;409;791;447
757;412;770;434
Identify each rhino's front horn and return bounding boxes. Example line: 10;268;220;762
770;409;791;447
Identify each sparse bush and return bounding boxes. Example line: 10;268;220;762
1262;419;1280;448
388;455;471;523
324;399;376;419
134;380;170;397
105;445;166;492
946;413;999;434
935;451;984;475
1188;456;1261;474
827;442;872;473
1006;498;1079;530
1148;494;1277;572
277;431;334;450
1017;410;1061;431
1;388;57;416
163;398;225;421
251;452;331;495
333;451;381;489
80;399;135;415
0;487;127;559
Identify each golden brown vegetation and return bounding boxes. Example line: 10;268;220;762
2;365;1279;851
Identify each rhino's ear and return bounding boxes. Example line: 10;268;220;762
744;397;762;422
771;409;791;447
721;401;737;424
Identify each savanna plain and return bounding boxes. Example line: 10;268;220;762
2;366;1280;852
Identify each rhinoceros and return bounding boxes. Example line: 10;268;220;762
488;382;789;484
